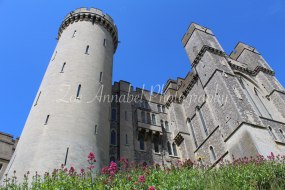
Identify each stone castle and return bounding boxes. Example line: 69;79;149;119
1;7;285;181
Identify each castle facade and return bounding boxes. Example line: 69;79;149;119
1;7;285;182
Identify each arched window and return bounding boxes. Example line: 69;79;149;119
141;111;145;123
157;105;161;112
147;112;151;124
172;143;177;156
187;118;198;148
152;114;156;125
167;141;172;155
111;130;116;145
85;45;90;54
60;62;66;73
268;126;277;140
154;136;159;153
280;129;285;140
196;107;208;136
111;109;116;121
254;88;272;119
76;84;81;99
210;146;216;161
139;134;145;150
165;121;169;132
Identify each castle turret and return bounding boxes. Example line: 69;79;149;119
3;8;118;181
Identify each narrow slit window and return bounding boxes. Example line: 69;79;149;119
72;30;77;38
154;136;159;153
162;106;166;113
34;91;41;106
0;163;3;171
210;146;216;161
280;129;285;140
52;51;57;61
146;112;151;124
85;45;90;54
157;105;161;112
60;62;66;73
268;126;277;140
103;39;107;47
64;147;69;166
76;84;81;99
44;115;50;125
100;72;103;82
197;107;208;136
112;109;116;121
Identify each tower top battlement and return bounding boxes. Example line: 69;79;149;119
58;7;119;52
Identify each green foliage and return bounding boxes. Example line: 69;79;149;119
1;154;285;190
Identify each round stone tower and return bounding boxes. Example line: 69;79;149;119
3;8;118;181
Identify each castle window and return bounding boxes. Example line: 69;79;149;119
162;106;166;113
125;134;128;145
152;114;156;125
157;105;161;112
95;125;98;135
268;126;277;140
172;143;177;156
103;39;107;47
280;129;285;140
111;109;116;121
254;88;272;119
154;136;160;153
44;115;50;125
146;112;151;124
76;84;81;99
141;111;145;123
111;130;116;145
52;51;57;61
139;134;145;150
85;45;90;54
196;107;208;137
167;141;172;155
99;72;103;82
60;62;66;73
165;121;169;132
210;146;217;161
125;111;128;121
0;163;3;171
64;147;69;166
72;30;77;38
187;118;198;148
160;120;164;129
34;91;41;106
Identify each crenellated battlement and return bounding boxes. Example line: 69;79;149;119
58;7;118;52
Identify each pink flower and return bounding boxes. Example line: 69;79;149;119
80;168;85;174
69;166;75;174
138;175;146;183
88;152;96;162
101;166;109;174
148;186;156;190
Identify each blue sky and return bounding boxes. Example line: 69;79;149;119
0;0;284;137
